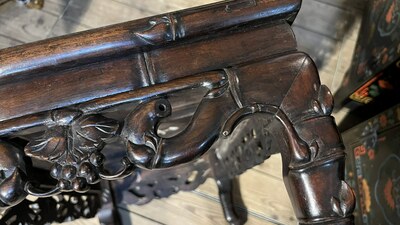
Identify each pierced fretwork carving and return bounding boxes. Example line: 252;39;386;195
113;159;210;205
1;193;101;225
213;116;273;178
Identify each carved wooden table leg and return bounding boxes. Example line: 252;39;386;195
211;52;356;224
277;55;356;224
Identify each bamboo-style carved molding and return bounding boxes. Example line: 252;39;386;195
0;0;301;80
0;0;356;221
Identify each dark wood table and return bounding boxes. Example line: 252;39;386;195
0;0;355;224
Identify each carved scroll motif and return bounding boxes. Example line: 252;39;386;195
121;98;172;169
120;76;235;169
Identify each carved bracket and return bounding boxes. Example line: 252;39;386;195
119;78;237;169
122;98;172;168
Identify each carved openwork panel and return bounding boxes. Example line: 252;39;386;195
113;159;211;205
212;116;273;178
0;193;101;225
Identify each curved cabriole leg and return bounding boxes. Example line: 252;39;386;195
278;56;356;224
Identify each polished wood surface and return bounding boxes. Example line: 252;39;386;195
3;1;351;224
0;1;364;224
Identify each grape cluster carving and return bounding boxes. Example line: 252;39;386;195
25;114;119;192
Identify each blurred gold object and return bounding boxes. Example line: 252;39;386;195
24;0;44;9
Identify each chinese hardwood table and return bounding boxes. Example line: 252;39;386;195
0;0;355;224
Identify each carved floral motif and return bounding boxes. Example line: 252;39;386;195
331;181;356;217
24;113;119;193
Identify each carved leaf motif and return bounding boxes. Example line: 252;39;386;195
133;16;174;45
318;85;334;115
24;114;120;193
313;85;334;115
25;115;119;164
71;115;120;154
331;181;356;217
309;140;319;161
331;196;342;217
24;127;67;161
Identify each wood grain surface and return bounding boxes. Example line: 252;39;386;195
0;0;364;224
